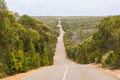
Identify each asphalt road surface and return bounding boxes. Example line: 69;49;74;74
20;22;119;80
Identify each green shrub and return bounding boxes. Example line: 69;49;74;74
101;50;118;69
0;62;8;78
90;51;101;63
7;51;18;74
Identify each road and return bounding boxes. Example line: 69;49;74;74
20;22;119;80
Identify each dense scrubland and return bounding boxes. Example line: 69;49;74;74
0;0;57;78
62;17;103;44
63;16;120;69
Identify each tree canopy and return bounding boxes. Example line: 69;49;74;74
0;0;57;78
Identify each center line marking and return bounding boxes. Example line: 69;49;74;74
63;65;68;80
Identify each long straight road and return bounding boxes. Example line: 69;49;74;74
20;21;119;80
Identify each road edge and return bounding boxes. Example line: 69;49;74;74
87;63;120;79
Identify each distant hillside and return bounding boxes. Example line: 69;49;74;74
33;16;104;44
61;16;104;44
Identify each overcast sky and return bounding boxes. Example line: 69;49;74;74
5;0;120;16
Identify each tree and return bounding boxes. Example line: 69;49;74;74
0;0;7;11
18;15;37;29
14;12;19;18
0;11;18;62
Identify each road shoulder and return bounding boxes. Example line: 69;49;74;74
87;63;120;79
0;67;47;80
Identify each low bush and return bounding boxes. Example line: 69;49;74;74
101;50;118;69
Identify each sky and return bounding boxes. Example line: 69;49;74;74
5;0;120;16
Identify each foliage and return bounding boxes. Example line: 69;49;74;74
0;0;7;11
0;62;8;78
32;16;60;37
64;16;120;69
101;50;118;69
0;1;57;78
18;15;38;29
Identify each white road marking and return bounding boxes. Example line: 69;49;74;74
63;65;68;80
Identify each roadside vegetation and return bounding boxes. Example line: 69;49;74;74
32;16;60;36
63;16;120;69
0;0;57;78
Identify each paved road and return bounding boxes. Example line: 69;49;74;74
20;23;119;80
